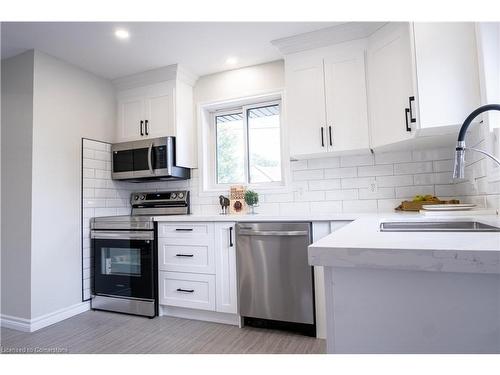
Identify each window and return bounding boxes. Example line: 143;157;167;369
214;101;282;186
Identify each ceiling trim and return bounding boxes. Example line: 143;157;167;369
112;64;199;90
271;22;387;55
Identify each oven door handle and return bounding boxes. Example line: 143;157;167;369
147;142;154;175
91;230;154;240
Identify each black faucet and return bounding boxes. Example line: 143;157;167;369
453;104;500;179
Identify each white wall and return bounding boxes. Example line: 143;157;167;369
29;51;116;319
1;51;34;319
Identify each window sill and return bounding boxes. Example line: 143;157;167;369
198;183;292;197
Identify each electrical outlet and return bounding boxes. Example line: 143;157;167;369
370;179;378;193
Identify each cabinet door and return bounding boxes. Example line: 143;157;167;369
367;23;415;148
286;53;328;157
324;44;370;152
214;222;237;314
144;83;175;139
117;96;144;142
413;22;480;131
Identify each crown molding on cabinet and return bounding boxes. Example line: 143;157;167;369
112;64;199;91
271;22;387;55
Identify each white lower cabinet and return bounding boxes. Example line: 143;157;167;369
214;222;237;314
157;222;237;316
159;271;216;311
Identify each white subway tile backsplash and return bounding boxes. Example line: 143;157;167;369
394;161;433;175
358;164;394;177
342;199;378;213
341;177;373;189
324;167;357;179
413;172;453;186
292;169;324;181
94;150;111;161
359;187;395;200
294;191;325;202
375;151;412;165
95;169;111;179
325;189;358;201
377;199;402;212
279;202;310;216
308;179;341;191
83;139;108;151
340;153;374;167
395;185;435;199
433;159;454;172
264;192;295;203
376;175;413;187
412;148;454;161
310;201;342;214
308;157;340;170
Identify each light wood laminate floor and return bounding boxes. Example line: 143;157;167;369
1;310;325;354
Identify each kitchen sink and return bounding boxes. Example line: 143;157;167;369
379;220;500;232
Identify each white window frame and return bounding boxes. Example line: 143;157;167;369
200;92;289;193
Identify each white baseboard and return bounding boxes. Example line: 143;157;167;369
160;305;240;326
1;301;90;332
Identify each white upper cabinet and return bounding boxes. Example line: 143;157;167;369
113;65;198;168
286;40;370;158
286;53;327;156
367;23;415;148
118;95;145;140
411;22;481;134
143;82;175;139
323;41;370;152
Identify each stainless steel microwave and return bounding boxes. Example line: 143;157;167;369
111;136;190;181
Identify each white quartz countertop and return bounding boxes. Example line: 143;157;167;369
308;214;500;274
153;213;369;222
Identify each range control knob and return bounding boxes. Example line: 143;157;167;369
133;195;139;201
171;192;177;199
140;194;145;200
178;192;184;199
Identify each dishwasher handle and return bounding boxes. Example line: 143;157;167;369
238;229;309;237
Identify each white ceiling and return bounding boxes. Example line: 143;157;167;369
1;22;341;79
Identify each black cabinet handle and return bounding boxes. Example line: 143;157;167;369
320;127;325;147
175;254;194;257
176;288;194;293
405;108;411;132
145;119;149;135
229;227;233;247
140;120;144;136
408;96;416;123
328;126;333;146
175;228;193;232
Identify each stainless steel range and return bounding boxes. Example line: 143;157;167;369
90;190;190;317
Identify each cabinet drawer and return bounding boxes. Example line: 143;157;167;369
159;271;215;311
157;222;214;241
158;239;215;274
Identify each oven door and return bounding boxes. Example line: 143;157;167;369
92;231;155;300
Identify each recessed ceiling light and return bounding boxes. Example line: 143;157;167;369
114;29;130;40
225;57;238;65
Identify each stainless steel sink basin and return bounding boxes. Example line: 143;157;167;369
379;221;500;232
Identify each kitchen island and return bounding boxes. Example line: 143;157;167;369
308;214;500;353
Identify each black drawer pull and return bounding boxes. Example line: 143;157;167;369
175;253;194;257
176;288;194;293
175;228;193;232
145;119;149;135
140;120;144;136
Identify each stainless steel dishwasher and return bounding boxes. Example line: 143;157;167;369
236;222;315;336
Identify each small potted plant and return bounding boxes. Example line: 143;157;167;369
244;190;259;214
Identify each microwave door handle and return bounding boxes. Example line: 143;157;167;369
147;142;154;175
